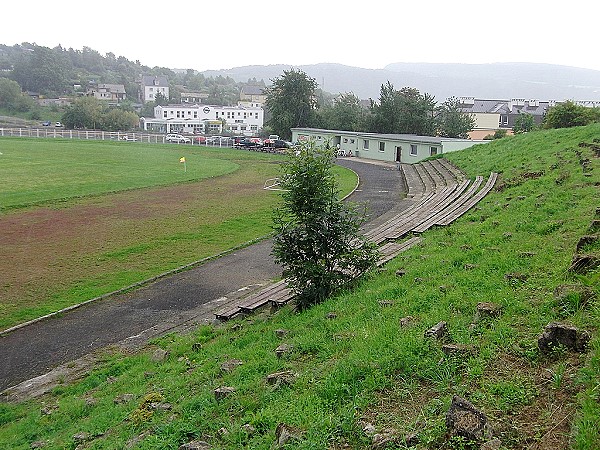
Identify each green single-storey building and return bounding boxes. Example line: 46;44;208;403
291;128;487;164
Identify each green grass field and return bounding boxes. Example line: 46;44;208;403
0;126;598;449
0;139;239;210
0;138;357;330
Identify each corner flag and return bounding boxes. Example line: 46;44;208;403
179;157;186;163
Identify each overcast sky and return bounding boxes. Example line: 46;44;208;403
2;0;598;72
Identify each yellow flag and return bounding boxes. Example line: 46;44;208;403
179;157;186;163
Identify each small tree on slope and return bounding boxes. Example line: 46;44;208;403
272;141;379;311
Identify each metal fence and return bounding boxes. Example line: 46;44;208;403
0;127;236;147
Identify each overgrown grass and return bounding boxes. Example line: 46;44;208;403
0;125;598;449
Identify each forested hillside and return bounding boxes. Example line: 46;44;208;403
0;43;258;105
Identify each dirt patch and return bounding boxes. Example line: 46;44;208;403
482;352;583;449
0;167;277;329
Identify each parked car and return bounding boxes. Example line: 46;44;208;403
235;138;262;149
54;122;64;128
166;134;191;144
42;121;51;126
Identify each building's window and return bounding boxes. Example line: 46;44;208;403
379;141;385;152
410;144;418;156
194;112;197;118
251;125;257;131
363;140;370;150
430;146;438;156
163;111;167;118
255;113;258;118
350;139;355;144
149;87;153;92
241;126;247;130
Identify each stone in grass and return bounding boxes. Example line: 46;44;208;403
274;423;304;447
399;316;415;328
569;254;600;274
30;441;47;448
275;329;289;338
326;311;338;319
241;423;256;435
395;269;406;277
214;386;235;401
113;393;135;404
266;370;297;386
178;440;210;450
275;343;293;358
72;432;91;444
151;348;169;362
442;343;474;357
446;395;491;442
220;358;243;373
481;438;502;450
474;302;502;322
424;321;450;342
538;322;591;354
371;428;404;449
378;300;394;307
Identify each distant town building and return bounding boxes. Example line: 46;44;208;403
141;103;264;135
181;92;209;103
140;75;169;103
457;97;600;139
239;85;266;107
86;83;126;103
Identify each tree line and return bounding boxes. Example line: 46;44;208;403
265;69;476;140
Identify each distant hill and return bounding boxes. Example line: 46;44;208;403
201;62;600;102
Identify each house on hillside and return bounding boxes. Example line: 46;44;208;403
86;84;126;104
292;128;487;164
239;85;266;107
140;75;169;103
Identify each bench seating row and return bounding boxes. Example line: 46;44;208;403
214;159;497;321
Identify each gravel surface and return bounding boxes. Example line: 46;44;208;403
0;157;408;393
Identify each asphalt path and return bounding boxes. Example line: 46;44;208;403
0;158;407;392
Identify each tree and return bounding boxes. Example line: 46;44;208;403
369;82;436;135
62;96;105;129
0;77;34;112
264;69;319;140
272;140;379;310
436;96;475;138
512;113;535;133
103;108;139;131
543;100;600;129
154;91;169;106
319;92;365;131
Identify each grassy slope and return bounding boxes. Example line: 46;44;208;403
0;126;598;449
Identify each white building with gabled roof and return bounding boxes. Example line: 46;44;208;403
140;75;169;103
